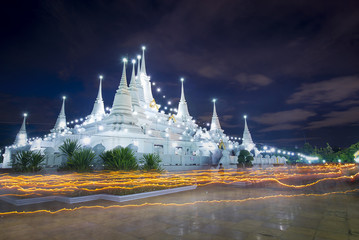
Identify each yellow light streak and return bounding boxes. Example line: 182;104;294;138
0;188;357;216
0;164;356;198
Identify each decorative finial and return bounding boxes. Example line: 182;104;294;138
132;59;136;64
137;55;141;60
23;113;28;117
99;75;103;80
212;98;217;103
62;96;66;100
142;46;146;51
244;115;247;119
180;77;184;82
123;58;128;63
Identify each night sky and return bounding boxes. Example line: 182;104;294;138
1;0;359;149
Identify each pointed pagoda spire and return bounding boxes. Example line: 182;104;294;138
242;115;254;146
119;58;129;92
137;46;154;105
129;59;140;106
136;55;145;104
53;96;67;131
90;75;105;119
136;55;141;77
110;58;136;123
176;78;191;121
129;59;145;118
14;113;28;145
180;78;186;102
210;99;222;131
140;46;147;75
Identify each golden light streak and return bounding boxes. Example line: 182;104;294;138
1;188;358;216
0;164;357;198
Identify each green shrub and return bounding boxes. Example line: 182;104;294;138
100;147;138;170
140;153;163;171
237;150;253;168
59;139;81;159
11;151;45;172
28;151;45;172
66;148;96;172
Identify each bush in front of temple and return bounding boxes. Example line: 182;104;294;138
140;153;163;172
11;150;45;172
100;147;138;171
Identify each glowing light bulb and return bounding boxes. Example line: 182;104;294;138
99;75;103;80
244;115;247;119
63;96;66;100
180;78;184;82
137;55;141;60
132;59;136;64
123;58;128;63
142;46;146;50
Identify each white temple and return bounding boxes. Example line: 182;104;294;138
2;46;285;169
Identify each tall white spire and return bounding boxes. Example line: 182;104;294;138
210;99;222;132
136;55;145;104
14;113;28;146
53;96;67;131
130;59;140;107
130;59;145;118
176;78;191;121
90;75;105;119
110;58;137;124
140;46;147;75
138;46;154;106
242;115;254;149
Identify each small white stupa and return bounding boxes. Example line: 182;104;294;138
52;96;67;132
176;78;192;122
14;113;28;146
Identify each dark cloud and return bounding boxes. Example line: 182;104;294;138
234;73;272;90
287;75;359;105
335;99;359;107
253;109;316;125
260;124;301;133
306;107;359;129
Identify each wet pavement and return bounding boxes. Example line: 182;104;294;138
0;180;359;240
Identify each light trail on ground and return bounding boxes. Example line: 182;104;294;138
0;188;358;216
0;164;357;197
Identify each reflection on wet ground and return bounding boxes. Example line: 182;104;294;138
0;165;358;239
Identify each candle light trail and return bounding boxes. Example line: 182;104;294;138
0;188;358;216
0;164;356;198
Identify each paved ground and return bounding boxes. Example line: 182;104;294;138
0;181;359;240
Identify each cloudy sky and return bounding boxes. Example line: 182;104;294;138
1;0;359;148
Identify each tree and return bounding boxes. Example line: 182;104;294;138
302;142;314;155
237;150;253;168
